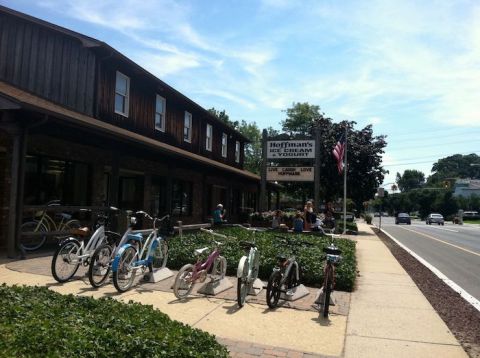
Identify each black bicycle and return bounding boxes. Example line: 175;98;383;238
266;236;312;308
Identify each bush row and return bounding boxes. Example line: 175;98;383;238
0;284;228;358
168;228;357;292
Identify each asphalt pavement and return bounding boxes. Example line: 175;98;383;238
380;216;480;304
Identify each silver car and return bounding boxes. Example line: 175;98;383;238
426;213;444;225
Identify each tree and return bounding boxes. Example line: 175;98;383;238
281;102;322;136
396;170;425;192
427;154;480;185
208;107;239;129
237;120;262;174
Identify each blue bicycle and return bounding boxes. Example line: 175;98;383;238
111;212;171;292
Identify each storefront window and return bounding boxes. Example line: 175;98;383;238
172;180;192;217
24;155;90;205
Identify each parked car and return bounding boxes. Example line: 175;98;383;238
426;213;444;225
395;213;411;225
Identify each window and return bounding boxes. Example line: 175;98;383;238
221;133;228;158
155;95;166;131
115;71;130;116
184;111;192;142
206;124;212;151
172;179;192;217
235;141;240;163
24;155;90;206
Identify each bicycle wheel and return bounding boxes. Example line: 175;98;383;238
210;256;227;281
237;256;249;307
20;221;48;251
322;265;333;318
113;246;138;292
153;238;169;269
88;244;113;288
173;264;195;299
51;240;81;282
266;271;282;308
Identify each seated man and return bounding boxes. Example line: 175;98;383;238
213;204;226;225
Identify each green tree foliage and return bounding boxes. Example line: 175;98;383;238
427;154;480;185
208;107;239;129
395;169;425;192
281;102;322;135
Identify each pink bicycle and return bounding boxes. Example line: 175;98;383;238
173;228;227;299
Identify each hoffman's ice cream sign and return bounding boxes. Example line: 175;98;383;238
267;140;315;159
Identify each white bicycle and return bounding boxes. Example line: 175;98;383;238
235;225;262;307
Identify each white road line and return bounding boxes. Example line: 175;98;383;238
381;227;480;313
424;226;459;233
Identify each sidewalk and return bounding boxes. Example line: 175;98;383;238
0;223;468;357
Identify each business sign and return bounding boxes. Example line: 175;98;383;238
266;167;314;181
267;140;315;159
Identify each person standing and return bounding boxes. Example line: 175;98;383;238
304;201;314;230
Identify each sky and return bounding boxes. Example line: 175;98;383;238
4;0;480;191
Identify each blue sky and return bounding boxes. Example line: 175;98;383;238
4;0;480;189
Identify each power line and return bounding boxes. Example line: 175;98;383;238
384;150;480;164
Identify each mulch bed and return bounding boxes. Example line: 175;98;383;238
376;228;480;358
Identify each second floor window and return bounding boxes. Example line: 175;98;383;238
184;111;192;142
221;133;228;158
115;71;130;117
155;95;166;131
206;124;212;151
235;141;240;163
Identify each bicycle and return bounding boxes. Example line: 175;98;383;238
266;236;311;309
51;208;120;283
20;200;81;251
87;210;138;288
111;212;171;293
172;228;227;299
317;242;342;318
234;224;262;307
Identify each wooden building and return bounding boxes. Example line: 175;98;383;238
0;6;261;256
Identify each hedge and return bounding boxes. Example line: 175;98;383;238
168;228;357;292
0;284;228;358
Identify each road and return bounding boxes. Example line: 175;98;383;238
376;216;480;303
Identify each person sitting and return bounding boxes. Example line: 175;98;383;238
213;204;226;225
271;210;282;229
293;212;304;233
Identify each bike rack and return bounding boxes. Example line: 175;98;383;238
280;284;310;301
197;277;233;296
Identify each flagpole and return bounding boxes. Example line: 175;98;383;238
343;125;347;234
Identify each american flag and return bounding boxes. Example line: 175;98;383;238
332;133;346;174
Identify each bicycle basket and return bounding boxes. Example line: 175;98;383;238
158;218;175;236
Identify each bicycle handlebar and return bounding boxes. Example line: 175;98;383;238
200;228;228;239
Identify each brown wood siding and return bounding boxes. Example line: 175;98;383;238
0;13;96;116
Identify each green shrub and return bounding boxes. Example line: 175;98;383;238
169;228;357;292
0;284;228;358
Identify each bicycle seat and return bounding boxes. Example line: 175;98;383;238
240;241;256;249
71;227;90;237
276;254;288;263
194;247;209;256
127;233;143;242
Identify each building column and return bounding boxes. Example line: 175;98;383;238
1;113;26;258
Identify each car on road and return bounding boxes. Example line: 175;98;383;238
395;213;411;225
426;213;444;225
